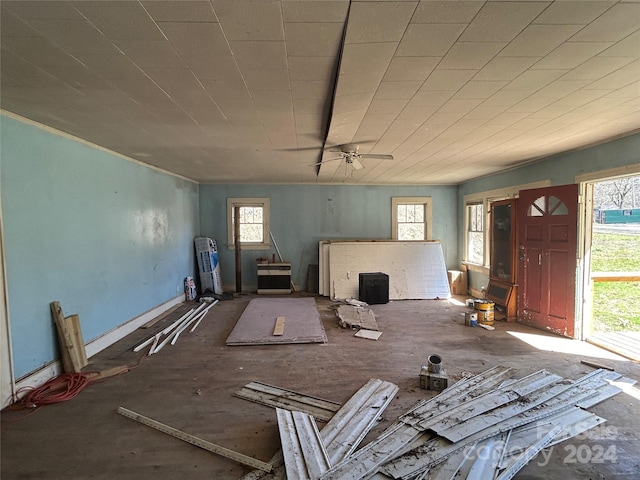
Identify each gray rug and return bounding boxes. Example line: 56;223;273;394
226;297;327;346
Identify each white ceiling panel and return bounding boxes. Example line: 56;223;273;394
439;42;506;70
460;1;550;42
142;1;217;22
499;24;583;57
533;1;615;25
73;1;165;41
212;1;285;41
412;1;483;24
532;42;613;69
396;24;467;57
345;1;416;43
115;40;186;68
285;23;345;56
1;0;638;185
157;22;231;57
229;41;288;72
570;3;640;42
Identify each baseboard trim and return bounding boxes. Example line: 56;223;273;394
85;294;184;358
7;294;184;408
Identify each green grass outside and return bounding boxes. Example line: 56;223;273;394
591;232;640;332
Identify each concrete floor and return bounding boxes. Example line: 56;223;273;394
2;293;639;479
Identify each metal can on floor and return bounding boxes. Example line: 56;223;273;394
475;300;495;326
464;311;478;327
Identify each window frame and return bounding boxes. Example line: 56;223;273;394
466;202;485;266
392;197;432;241
463;181;550;267
226;197;271;250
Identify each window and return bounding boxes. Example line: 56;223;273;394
226;198;270;250
467;203;484;265
392;197;432;240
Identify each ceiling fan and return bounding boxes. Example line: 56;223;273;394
312;144;394;170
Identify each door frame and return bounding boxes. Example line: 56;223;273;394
576;164;640;340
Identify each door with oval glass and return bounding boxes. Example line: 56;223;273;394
518;184;579;338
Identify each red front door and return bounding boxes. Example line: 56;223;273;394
517;184;579;338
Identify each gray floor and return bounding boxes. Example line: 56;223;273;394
2;293;639;479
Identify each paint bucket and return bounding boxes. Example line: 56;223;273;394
475;300;495;326
464;311;478;327
465;298;475;308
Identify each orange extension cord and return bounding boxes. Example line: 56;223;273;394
14;373;89;409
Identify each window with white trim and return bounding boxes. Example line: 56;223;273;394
226;198;270;250
466;203;484;265
392;197;432;240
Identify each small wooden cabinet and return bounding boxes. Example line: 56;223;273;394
487;199;518;322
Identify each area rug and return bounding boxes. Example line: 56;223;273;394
225;297;327;346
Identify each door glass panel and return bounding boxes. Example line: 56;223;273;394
527;196;545;216
549;196;568;215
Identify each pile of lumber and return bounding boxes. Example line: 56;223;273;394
241;366;632;480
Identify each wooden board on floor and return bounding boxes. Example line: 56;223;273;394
273;316;286;336
226;298;327;346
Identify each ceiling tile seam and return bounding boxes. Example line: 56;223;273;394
276;0;308;174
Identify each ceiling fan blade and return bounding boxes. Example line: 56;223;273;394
308;156;343;166
359;153;394;160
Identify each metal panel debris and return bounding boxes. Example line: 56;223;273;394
234;381;341;422
237;368;632;480
277;409;331;480
240;378;398;480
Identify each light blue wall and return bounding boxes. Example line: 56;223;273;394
1;115;200;379
199;184;458;291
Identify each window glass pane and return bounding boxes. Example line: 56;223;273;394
466;203;484;264
414;205;424;222
399;223;424;241
468;231;484;264
241;224;263;242
406;206;416;222
397;205;407;222
236;206;264;242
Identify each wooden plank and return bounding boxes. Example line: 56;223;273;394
117;407;272;472
581;359;614;371
591;271;640;282
273;317;286;336
50;302;88;373
234;381;341;422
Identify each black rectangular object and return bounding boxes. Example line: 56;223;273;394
359;272;389;304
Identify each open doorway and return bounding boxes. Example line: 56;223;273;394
584;174;640;360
